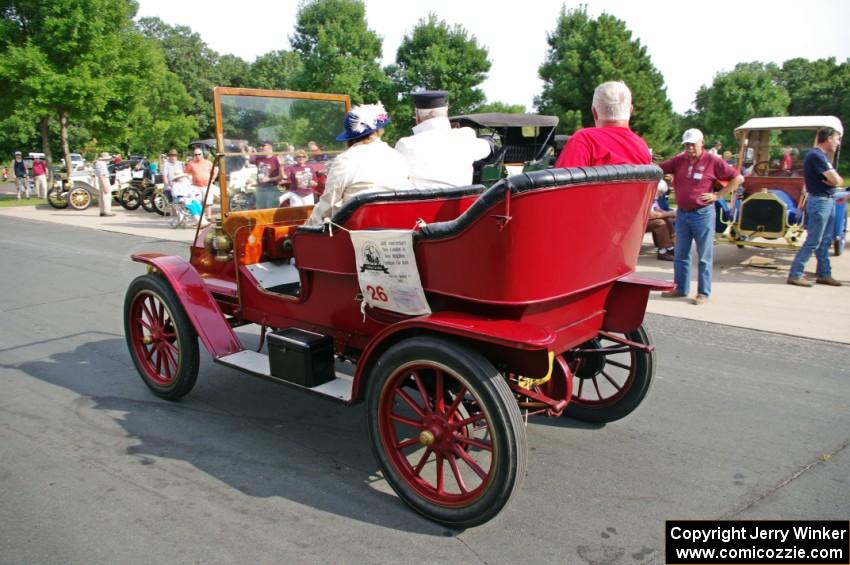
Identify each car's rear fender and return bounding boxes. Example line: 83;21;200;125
601;274;674;333
349;312;556;403
131;253;243;358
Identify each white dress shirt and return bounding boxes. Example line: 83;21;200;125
306;139;413;227
395;117;492;188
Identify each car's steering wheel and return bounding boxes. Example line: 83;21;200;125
752;161;770;175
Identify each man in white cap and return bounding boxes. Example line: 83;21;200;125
95;152;115;216
395;90;491;188
659;129;743;305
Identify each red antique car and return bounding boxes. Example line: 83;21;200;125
123;88;671;527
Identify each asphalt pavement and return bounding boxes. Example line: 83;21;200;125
0;211;848;564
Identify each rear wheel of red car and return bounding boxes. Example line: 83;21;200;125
367;337;527;528
124;274;199;400
561;325;654;423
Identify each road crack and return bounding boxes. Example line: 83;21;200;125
720;437;850;518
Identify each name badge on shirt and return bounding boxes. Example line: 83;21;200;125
693;173;703;180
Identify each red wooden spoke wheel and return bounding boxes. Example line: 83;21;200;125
367;337;526;528
124;274;199;400
561;325;655;423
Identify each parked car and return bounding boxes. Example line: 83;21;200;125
69;153;86;171
716;115;845;255
448;113;559;185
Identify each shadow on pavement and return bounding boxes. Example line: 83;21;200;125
4;331;457;535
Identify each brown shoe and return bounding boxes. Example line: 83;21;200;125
661;290;687;298
692;294;708;305
815;276;842;287
786;277;813;287
657;251;674;261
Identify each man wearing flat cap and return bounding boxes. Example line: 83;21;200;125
395;90;491;188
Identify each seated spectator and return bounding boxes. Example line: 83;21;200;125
648;179;676;261
281;150;319;207
305;102;413;227
170;172;206;226
780;146;795;174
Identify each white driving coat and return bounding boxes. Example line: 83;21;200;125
306;139;413;227
395;117;492;188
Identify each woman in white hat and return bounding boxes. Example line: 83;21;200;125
305;102;412;226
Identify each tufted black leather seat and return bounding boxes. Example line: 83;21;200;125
297;185;485;234
417;164;662;240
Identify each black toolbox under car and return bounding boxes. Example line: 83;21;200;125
268;328;335;387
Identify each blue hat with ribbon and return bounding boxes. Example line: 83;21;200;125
335;102;391;142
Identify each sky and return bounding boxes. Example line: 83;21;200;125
135;0;850;115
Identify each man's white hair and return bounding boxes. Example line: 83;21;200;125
592;81;632;121
416;106;449;122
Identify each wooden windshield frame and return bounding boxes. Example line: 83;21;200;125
212;87;351;216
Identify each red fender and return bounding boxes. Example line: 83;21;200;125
131;253;243;358
350;311;555;402
601;274;674;333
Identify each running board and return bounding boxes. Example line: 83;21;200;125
215;350;354;403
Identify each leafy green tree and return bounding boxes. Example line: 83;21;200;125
778;57;850;169
0;0;138;172
217;54;251;88
393;14;490;114
0;1;198;172
251;50;303;90
94;35;197;155
136;17;224;136
536;6;676;153
383;14;491;141
475;101;527;114
694;62;790;150
291;0;389;105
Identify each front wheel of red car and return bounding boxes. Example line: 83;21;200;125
366;337;527;528
124;273;199;400
561;325;654;423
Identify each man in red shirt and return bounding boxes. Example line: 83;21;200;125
660;129;744;305
555;81;651;167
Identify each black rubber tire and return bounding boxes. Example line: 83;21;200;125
152;190;168;216
46;187;69;209
562;325;655;423
366;336;527;528
68;185;94;210
123;274;200;401
140;186;158;213
119;187;142;210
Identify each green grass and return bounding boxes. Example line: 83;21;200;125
0;195;48;208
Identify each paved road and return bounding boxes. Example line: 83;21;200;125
1;216;848;565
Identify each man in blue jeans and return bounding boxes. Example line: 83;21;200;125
660;129;744;305
787;127;845;287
